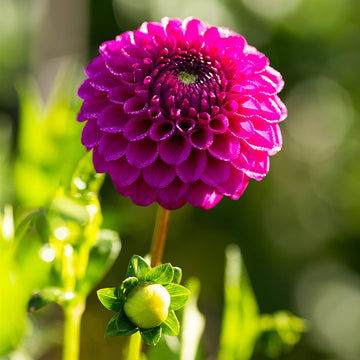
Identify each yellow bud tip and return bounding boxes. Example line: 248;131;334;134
124;283;170;329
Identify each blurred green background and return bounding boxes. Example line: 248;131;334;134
1;0;360;359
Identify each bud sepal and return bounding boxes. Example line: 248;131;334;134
97;255;190;345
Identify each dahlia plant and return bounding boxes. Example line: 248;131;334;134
75;16;287;360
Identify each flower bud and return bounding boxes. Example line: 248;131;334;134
123;283;170;329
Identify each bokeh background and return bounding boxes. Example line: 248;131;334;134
1;0;360;359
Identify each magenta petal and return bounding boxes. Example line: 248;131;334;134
189;126;214;150
91;70;120;91
143;158;176;188
208;133;240;161
128;177;158;207
109;157;141;186
244;151;269;180
185;181;223;210
123;96;149;115
244;117;276;151
81;119;102;147
78;79;103;99
79;95;109;119
92;147;109;173
268;124;283;156
99;133;128;161
258;95;287;122
123;117;152;141
108;86;134;105
209;114;229;134
158;177;189;203
97;105;129;133
228;116;255;139
201;155;231;186
216;166;245;197
126;138;158;168
157;197;186;210
231;141;255;171
84;56;106;77
176;149;207;183
149;120;175;141
159;134;191;165
238;96;261;116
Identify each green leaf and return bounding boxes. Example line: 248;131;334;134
105;312;138;337
79;229;121;296
140;326;162;346
161;310;180;336
172;267;182;284
180;278;205;360
28;287;64;311
119;277;138;298
146;263;174;285
218;244;260;360
71;152;105;197
126;255;151;280
97;288;123;312
165;283;191;311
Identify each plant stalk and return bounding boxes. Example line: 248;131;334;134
63;298;85;360
126;332;142;360
150;205;170;267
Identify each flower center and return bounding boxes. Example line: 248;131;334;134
177;71;198;84
151;52;222;113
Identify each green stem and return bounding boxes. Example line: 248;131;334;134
63;298;85;360
150;205;170;267
126;332;142;360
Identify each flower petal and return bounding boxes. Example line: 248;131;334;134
185;181;223;210
81;119;102;147
244;151;269;180
97;105;129;133
99;133;128;161
201;155;231;186
208;133;240;161
216;167;248;198
92;147;109;173
123;117;152;141
128;177;158;206
149;120;175;141
109;156;141;186
143;159;176;188
176;149;207;183
189;126;214;150
126;138;158;168
159;134;191;165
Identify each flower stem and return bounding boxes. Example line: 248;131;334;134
150;205;170;267
126;332;142;360
62;298;85;360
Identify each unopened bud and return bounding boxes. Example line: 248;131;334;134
124;283;170;329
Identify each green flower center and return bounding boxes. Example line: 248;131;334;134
177;71;198;84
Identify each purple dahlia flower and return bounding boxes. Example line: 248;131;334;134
77;17;287;210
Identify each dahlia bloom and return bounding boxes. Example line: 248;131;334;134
77;17;287;210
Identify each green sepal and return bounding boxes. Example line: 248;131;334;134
126;255;151;280
146;263;174;285
119;277;138;298
161;310;180;336
105;312;138;337
165;283;191;311
140;326;162;346
97;288;123;312
172;267;182;284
